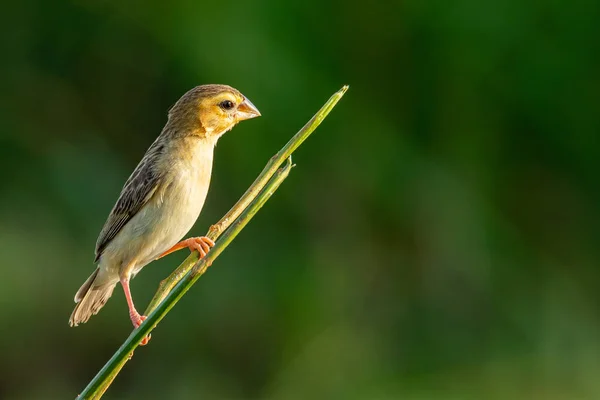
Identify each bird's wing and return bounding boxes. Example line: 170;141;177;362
94;139;166;262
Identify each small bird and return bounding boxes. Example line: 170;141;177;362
69;84;260;332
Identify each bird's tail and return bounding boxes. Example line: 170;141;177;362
69;268;117;327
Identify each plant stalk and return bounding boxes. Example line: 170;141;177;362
76;85;348;399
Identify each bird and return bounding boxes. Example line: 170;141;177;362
69;84;261;334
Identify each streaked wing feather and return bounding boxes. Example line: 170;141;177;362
94;139;165;261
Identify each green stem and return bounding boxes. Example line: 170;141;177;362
76;85;348;399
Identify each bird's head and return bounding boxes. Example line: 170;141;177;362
166;84;261;140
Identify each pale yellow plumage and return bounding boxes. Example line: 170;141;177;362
70;84;260;328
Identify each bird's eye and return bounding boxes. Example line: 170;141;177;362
220;100;235;110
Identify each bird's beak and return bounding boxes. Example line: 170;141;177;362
236;97;261;121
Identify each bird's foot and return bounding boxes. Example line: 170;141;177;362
157;236;215;259
130;312;151;346
183;236;215;258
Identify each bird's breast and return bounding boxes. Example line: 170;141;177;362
159;138;215;227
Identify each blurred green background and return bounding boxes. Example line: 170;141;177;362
1;0;599;398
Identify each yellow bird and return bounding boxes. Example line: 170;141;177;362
69;84;260;334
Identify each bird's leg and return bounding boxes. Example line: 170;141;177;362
120;277;144;327
157;236;215;259
120;277;150;345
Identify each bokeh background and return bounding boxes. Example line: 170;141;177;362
1;0;599;398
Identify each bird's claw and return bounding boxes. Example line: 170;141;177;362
185;236;215;258
130;313;151;346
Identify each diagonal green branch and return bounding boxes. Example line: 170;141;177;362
76;85;348;399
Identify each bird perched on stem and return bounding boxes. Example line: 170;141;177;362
69;84;260;340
